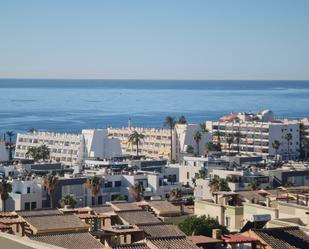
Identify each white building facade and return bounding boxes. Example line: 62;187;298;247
15;129;122;165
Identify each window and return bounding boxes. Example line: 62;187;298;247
105;182;112;188
98;196;103;205
27;187;31;194
31;202;37;210
187;172;190;179
24;202;30;210
115;181;122;187
226;217;231;227
92;197;95;206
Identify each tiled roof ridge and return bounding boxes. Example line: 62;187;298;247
28;231;91;237
147;235;187;240
252;226;299;232
137;222;171;226
116;210;147;213
23;214;65;218
112;244;148;248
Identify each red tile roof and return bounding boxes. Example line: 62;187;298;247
222;234;259;244
187;235;223;245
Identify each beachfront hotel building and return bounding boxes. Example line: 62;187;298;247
15;129;122;165
108;124;211;161
107;127;171;159
206;110;300;159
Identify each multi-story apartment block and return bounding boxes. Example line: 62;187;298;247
15;129;122;165
206;110;300;159
0;139;8;162
301;118;309;139
108;127;171;159
108;124;212;161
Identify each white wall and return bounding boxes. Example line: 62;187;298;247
0;140;8;162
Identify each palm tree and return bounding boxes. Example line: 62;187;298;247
248;180;259;191
186;145;194;154
164;116;176;161
198;168;207;179
86;176;103;205
234;131;243;153
208;175;220;193
129;182;144;201
26;147;40;162
43;175;58;208
169;188;182;201
226;134;234;156
303;138;309;159
200;123;208;133
6;131;15;161
219;179;230;191
39;145;50;161
0;178;12;212
213;131;222;145
28;128;38;133
193;131;202;155
128;131;145;157
272;140;281;162
285;133;293;160
178;115;187;124
59;195;77;208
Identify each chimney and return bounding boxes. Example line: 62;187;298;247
212;229;222;239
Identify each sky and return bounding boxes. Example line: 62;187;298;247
0;0;309;80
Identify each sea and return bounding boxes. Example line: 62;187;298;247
0;79;309;135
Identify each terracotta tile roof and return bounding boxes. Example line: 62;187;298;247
187;235;223;245
24;214;89;234
16;209;62;217
92;205;114;214
221;234;258;244
253;226;309;249
112;243;150;249
116;210;161;225
138;223;185;237
29;232;103;249
146;201;180;216
111;202;142;211
0;212;18;218
147;236;200;249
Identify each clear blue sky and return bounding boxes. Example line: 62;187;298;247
1;0;309;80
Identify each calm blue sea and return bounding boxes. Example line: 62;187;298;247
0;79;309;135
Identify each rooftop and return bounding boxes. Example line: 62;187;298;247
116;210;161;225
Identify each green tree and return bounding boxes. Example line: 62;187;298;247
6;131;15;161
205;141;219;155
285;133;293;160
234;131;243;153
43;175;58;208
186;145;194;154
0;178;12;212
60;195;77;208
302;138;309;159
178;115;187;124
200;123;208;133
178;215;229;236
226;134;234;156
209;175;230;193
272;140;281;161
193;131;202;155
169;188;183;201
198;168;207;179
128;131;145;157
115;195;126;201
129;182;144;202
28;128;38;133
164;116;176;161
26;145;50;162
248;180;259;191
86;176;103;205
213;131;222;145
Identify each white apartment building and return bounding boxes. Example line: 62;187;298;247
301;118;309;139
174;124;212;161
108;124;212;162
206;111;300;159
108;127;171;159
15;129;122;165
0;139;8;162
